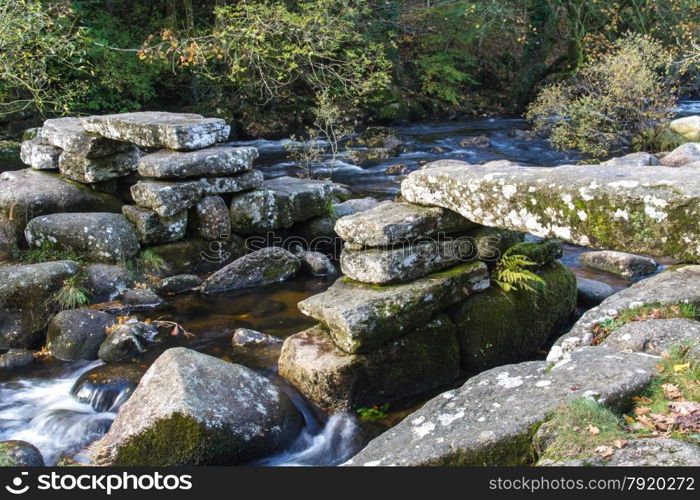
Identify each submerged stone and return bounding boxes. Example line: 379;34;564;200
25;212;140;263
344;347;657;466
154;274;203;295
579;250;658;279
147;236;247;275
0;350;34;370
298;262;490;354
42;117;130;158
447;262;576;371
229;176;332;234
59;149;141;183
138;146;258;178
401;161;700;262
335;201;476;249
130;180;203;218
81;112;230;151
71;362;148;412
91;347;303;465
279;315;459;413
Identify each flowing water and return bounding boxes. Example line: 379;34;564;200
1;103;696;465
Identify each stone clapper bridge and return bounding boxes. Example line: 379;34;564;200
2;111;699;466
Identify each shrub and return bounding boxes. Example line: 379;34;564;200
526;34;678;157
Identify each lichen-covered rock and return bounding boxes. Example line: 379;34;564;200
0;349;34;370
279;316;459;413
47;309;116;361
71;362;148;412
232;328;282;348
130;180;203;218
298;262;490;354
579;250;658;279
98;321;158;363
120;289;165;310
91;347;303;465
20;136;61;170
229;176;333;234
25;212;140;263
138;146;258;178
199;170;263;196
298;251;336;277
447;262;576;371
59;148;141;183
660;142;700;167
576;277;615;307
154;274;202;295
0;440;45;467
86;264;134;302
670;115;700;141
344;347;657;466
601;152;660;167
190;196;230;241
294;197;382;240
401;161;700;262
335;201;476;249
600;318;700;362
81;112;230;151
0;260;79;348
122;205;187;245
0;215;15;261
0;169;123;238
201;247;300;294
147;236;247;275
42;117;130;157
550;265;700;361
507;239;563;266
537;438;700;466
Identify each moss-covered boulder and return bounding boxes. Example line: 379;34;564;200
85;264;134;302
47;309;116;361
98;321;158;363
201;247;300;294
279;315;459;413
298;262;490;354
154;274;203;295
401;161;700;262
447;262;576;371
25;212;140;263
0;260;80;348
0;440;44;467
91;347;303;465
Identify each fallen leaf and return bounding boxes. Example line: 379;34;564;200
674;362;690;373
171;325;179;336
662;383;682;399
594;445;614;458
669;401;700;430
613;439;628;449
635;406;651;416
655;363;665;373
588;425;600;435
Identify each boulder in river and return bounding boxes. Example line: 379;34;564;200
279;315;460;413
0;349;34;370
58;148;141;184
85;264;134;303
578;250;658;279
576;277;615;308
47;309;116;361
71;362;148;412
201;247;300;294
25;212;140;263
229;176;333;234
447;262;576;371
130;180;204;218
120;289;165;311
41;117;131;157
669;115;700;141
138;146;257;178
80;112;230;151
401;161;700;262
122;205;187;245
98;321;158;363
550;265;700;361
232;328;282;348
659;142;700;167
0;260;80;348
0;169;123;238
91;347;303;465
298;250;337;277
458;135;490;148
147;236;247;275
0;440;45;467
298;262;490;354
335;201;476;249
344;347;657;466
20;135;61;170
189;196;231;241
154;274;203;295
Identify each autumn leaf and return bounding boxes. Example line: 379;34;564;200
594;445;614;458
588;425;600;435
613;439;628;449
674;362;690;373
635;406;651;416
662;383;682;399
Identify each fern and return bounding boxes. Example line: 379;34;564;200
492;248;546;293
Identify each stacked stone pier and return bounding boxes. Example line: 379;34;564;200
279;200;577;413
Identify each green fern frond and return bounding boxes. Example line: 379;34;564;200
492;247;546;293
